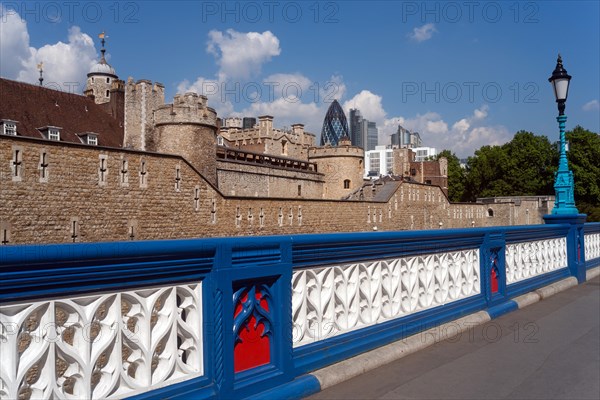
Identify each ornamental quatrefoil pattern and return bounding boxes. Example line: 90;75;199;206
292;249;480;347
0;283;203;400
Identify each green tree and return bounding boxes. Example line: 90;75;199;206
566;126;600;221
463;131;558;201
502;131;557;196
436;150;465;202
463;145;510;201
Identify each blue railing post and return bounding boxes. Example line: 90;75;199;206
544;214;587;283
481;232;507;306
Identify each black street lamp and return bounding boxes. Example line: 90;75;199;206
548;54;572;115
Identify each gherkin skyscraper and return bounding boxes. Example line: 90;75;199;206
320;99;349;146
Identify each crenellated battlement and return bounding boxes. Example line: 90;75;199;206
154;92;217;127
308;144;365;159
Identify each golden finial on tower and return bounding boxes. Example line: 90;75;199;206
98;31;108;62
37;62;44;86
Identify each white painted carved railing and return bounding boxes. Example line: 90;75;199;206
505;238;567;284
0;283;203;400
585;233;600;262
292;250;480;347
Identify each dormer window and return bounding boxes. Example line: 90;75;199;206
38;126;62;141
2;120;17;136
78;132;98;146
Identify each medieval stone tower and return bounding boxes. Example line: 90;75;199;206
123;78;165;150
84;34;119;105
151;93;218;185
309;137;365;199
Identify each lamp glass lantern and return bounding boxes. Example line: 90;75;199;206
548;54;572;114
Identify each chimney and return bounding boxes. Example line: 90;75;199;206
258;115;273;135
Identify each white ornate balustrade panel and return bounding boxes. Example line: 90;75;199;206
505;238;567;284
0;283;202;400
585;233;600;262
292;249;480;348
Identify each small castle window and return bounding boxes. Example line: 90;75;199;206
70;218;79;243
106;90;110;98
297;185;302;196
106;77;110;83
12;147;23;181
39;151;49;182
98;155;108;185
120;159;129;186
194;187;200;211
139;160;148;188
1;223;10;245
344;179;351;189
2;120;17;136
488;208;494;217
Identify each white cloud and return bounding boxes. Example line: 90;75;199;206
0;9;97;92
207;29;280;80
242;98;322;130
0;7;31;79
583;99;600;111
408;23;437;42
263;73;312;92
18;26;97;90
342;90;386;122
177;76;236;117
383;105;509;156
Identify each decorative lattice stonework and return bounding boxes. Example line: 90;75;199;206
0;283;203;400
292;249;480;347
505;238;567;284
585;233;600;262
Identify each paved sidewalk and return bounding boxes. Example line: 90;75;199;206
307;274;600;400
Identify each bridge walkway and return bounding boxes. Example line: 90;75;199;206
307;274;600;400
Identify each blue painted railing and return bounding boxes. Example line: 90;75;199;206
1;220;598;400
584;222;600;269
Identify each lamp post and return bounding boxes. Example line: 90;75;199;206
548;54;578;215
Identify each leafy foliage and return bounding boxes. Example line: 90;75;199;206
566;126;600;220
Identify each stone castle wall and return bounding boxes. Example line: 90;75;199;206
216;159;324;198
0;136;543;245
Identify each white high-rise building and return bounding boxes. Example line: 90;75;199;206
414;147;437;161
364;145;394;178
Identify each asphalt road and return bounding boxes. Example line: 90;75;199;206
307;274;600;400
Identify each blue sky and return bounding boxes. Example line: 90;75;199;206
1;1;598;157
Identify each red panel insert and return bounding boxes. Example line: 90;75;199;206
234;291;271;373
491;267;499;294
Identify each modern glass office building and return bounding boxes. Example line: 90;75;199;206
320;99;349;146
349;108;363;148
